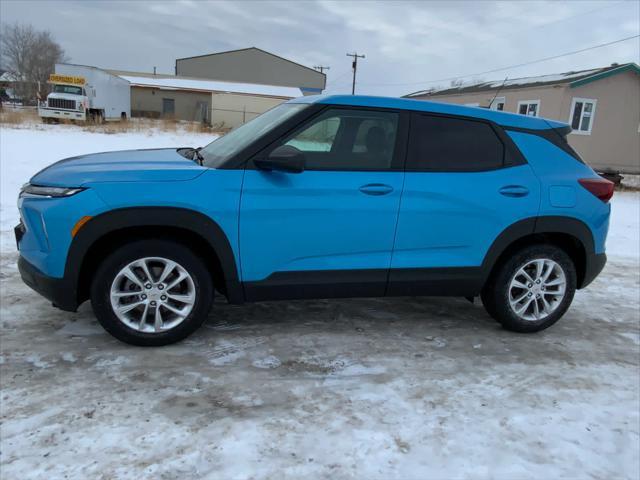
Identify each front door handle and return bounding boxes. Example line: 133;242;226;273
499;185;529;197
359;183;394;196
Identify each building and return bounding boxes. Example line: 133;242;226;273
0;70;16;100
47;48;323;127
53;57;304;128
175;47;326;96
405;63;640;174
108;70;301;127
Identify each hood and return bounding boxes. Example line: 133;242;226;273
31;148;206;187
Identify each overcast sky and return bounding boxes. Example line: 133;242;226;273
1;0;638;96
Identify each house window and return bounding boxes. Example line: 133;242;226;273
569;98;597;135
517;100;540;117
490;97;505;111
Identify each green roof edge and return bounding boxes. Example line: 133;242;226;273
570;63;640;88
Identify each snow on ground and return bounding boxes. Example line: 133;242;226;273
1;124;639;479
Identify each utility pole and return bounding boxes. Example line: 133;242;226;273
346;52;365;95
313;65;330;74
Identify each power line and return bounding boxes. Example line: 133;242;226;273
346;52;365;95
360;34;640;88
313;65;330;74
326;69;352;87
526;1;626;30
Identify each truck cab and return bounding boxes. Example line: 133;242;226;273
38;74;88;123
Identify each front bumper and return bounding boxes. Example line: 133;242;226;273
18;256;78;312
38;106;86;121
580;252;607;289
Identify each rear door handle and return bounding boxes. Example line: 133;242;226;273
499;185;529;197
359;183;394;196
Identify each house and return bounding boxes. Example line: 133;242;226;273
405;63;640;174
0;70;24;103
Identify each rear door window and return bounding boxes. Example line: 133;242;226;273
407;114;505;171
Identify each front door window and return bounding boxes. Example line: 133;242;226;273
280;108;399;170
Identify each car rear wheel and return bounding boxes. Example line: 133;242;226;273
91;240;213;346
481;244;577;333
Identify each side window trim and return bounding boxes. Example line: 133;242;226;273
405;111;526;173
249;105;410;172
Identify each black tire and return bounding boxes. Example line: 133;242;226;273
90;239;213;346
481;244;577;333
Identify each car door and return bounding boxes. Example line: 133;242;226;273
239;107;408;300
388;112;541;296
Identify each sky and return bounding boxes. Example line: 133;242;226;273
1;0;638;96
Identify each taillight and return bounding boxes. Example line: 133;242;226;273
578;178;614;203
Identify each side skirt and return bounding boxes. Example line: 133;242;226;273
386;267;483;297
242;267;483;302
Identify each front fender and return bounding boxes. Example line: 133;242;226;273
66;207;242;306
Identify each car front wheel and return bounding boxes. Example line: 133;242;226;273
481;244;577;333
91;240;213;346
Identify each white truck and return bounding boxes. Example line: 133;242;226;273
38;64;130;123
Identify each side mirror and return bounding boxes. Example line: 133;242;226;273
255;145;305;173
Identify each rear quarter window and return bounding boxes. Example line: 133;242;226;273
407;114;505;172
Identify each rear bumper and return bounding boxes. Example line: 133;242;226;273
580;252;607;289
18;256;78;312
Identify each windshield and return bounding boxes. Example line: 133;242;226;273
201;103;308;168
53;84;84;95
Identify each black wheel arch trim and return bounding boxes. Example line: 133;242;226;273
480;215;597;288
65;207;243;307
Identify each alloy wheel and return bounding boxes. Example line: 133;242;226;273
508;258;566;321
109;257;196;333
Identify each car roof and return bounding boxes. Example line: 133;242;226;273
289;94;567;131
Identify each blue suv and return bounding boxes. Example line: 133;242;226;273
16;95;613;345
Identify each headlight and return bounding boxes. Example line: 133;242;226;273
20;184;84;198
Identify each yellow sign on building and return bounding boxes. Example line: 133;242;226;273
48;74;86;85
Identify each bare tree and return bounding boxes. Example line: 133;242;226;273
1;23;68;103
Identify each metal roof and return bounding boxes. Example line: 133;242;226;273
117;73;302;98
406;63;639;98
